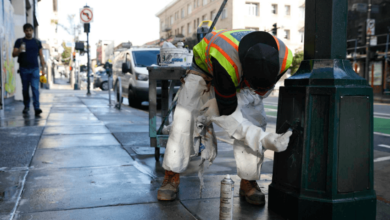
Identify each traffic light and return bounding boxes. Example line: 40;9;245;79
75;42;85;51
72;51;76;62
271;23;277;36
357;22;366;45
84;23;90;33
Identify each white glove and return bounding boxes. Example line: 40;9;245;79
261;131;293;152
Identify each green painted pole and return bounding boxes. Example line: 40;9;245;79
268;0;377;219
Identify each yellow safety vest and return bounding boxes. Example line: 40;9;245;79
193;29;293;91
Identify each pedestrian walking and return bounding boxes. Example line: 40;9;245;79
12;23;45;115
157;30;293;205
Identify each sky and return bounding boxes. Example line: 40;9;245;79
57;0;173;59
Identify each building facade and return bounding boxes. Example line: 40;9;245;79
156;0;305;53
1;0;40;107
346;0;390;96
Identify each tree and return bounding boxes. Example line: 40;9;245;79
290;51;304;75
61;42;72;65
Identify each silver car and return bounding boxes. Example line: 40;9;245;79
93;70;109;91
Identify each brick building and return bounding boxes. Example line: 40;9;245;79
156;0;305;53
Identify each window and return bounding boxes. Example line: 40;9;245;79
181;8;185;18
272;4;278;14
170;16;174;25
210;10;216;20
299;31;304;43
369;62;383;86
188;4;192;15
299;7;305;20
221;8;227;19
203;0;207;6
284;30;290;40
194;0;197;8
132;51;160;67
194;20;197;30
246;27;259;31
175;12;179;20
181;26;185;34
188;23;192;34
246;3;259;16
197;18;200;27
202;14;207;21
161;22;164;30
285;5;290;15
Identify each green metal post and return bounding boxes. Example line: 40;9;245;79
268;0;377;219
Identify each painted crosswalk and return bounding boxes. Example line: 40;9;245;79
374;156;390;163
379;144;390;149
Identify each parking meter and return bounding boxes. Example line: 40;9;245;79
104;61;113;76
104;61;113;106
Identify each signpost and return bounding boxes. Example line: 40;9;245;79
367;19;377;46
80;5;93;95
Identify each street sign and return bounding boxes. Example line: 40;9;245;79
370;36;377;46
366;19;375;36
79;8;93;23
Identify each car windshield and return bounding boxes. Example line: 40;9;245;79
132;50;159;67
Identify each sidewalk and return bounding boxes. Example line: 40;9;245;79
0;87;277;220
0;87;389;219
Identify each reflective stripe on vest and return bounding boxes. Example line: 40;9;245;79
204;30;252;88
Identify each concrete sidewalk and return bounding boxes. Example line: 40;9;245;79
0;88;389;219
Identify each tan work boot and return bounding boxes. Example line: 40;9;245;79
239;179;265;205
157;170;180;201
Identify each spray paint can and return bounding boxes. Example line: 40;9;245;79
219;174;234;220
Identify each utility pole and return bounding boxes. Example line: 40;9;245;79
80;5;93;95
365;0;372;81
85;23;91;95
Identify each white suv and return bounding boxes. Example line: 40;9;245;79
112;47;180;107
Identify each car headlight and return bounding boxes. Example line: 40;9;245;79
136;73;148;81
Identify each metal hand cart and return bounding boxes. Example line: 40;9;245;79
147;66;189;161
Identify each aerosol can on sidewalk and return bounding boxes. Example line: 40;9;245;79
219;174;234;220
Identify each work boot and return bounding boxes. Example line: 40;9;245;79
239;179;265;205
22;107;29;114
34;109;42;116
157;170;180;201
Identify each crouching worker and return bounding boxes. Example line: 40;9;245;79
157;30;293;205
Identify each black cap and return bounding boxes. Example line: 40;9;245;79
239;31;278;64
243;43;279;91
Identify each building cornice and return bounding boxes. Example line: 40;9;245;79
155;0;179;17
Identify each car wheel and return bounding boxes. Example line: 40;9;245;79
128;87;141;108
101;81;109;91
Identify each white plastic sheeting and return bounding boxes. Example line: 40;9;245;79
163;75;291;181
162;74;214;173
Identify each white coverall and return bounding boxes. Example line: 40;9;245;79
162;74;270;180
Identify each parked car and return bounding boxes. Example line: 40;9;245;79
93;69;109;91
112;47;180;107
80;66;93;83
